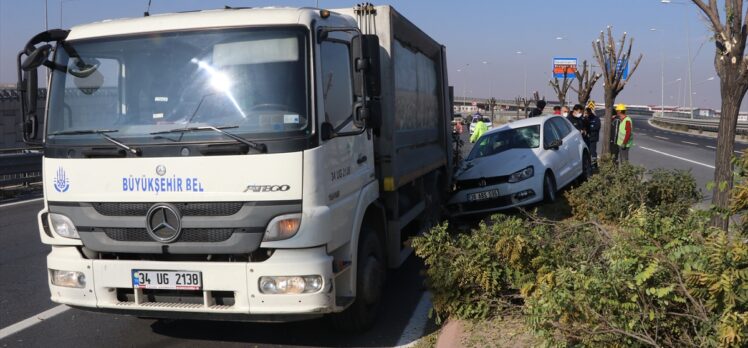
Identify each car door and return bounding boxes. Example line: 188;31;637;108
542;119;566;186
551;117;583;185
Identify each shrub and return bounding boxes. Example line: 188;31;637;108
566;160;700;223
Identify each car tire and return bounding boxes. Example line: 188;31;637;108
330;226;385;332
543;172;557;203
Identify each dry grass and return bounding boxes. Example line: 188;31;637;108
461;316;540;348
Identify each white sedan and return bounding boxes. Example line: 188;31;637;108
448;115;592;216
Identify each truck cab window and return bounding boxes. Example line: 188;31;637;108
320;41;354;127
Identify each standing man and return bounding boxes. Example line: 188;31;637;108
552;106;562;115
528;99;547;118
470;117;488;143
561;106;570;117
567;104;587;136
615;104;633;164
585;101;601;166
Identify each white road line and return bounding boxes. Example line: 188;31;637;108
394;292;432;347
654;136;670;141
736;150;744;154
640;146;715;169
682;141;699;146
0;305;69;340
707;145;716;149
0;197;43;209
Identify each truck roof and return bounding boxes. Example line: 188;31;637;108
66;7;346;41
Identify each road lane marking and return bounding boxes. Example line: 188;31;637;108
0;197;43;209
394;292;432;347
682;141;699;145
640;146;715;169
707;146;716;149
0;305;69;340
736;150;744;154
654;136;670;140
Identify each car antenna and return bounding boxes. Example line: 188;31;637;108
144;0;152;16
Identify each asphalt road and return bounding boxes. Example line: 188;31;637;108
0;116;737;347
0;199;436;348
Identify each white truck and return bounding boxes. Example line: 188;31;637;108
16;4;453;330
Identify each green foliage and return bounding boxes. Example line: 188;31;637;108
566;159;700;223
414;155;748;347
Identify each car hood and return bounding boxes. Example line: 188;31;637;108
457;148;539;180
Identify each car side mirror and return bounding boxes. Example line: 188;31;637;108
545;139;562;150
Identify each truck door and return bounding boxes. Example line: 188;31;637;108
319;35;375;246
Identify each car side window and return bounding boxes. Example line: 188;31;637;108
550;117;572;138
543;120;560;147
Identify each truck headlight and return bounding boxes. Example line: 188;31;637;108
508;166;534;183
258;275;323;294
50;269;86;288
48;213;79;239
263;213;301;242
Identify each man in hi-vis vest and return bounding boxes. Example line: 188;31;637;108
615;104;633;164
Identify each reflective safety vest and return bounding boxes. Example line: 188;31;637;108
616;116;633;148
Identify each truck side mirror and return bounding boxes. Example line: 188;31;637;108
18;69;40;143
320;121;336;141
352;34;381;99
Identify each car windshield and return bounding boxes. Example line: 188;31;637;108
467;125;540;160
46;27;309;145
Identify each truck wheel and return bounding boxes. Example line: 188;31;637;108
330;226;385;332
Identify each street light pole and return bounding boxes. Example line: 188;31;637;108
661;0;694;117
650;28;665;118
516;51;526;100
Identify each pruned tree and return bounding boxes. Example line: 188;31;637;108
570;60;602;107
489;97;497;122
514;96;523;118
522;97;532;118
592;27;643;156
549;69;573;107
691;0;748;230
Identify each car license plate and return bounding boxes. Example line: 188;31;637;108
132;270;202;290
468;189;500;202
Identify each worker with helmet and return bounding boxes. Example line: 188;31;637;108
615;104;633;164
584;101;600;166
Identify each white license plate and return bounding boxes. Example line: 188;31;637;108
132;270;202;290
468;189;500;202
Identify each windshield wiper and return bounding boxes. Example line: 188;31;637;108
150;126;267;153
49;129;142;156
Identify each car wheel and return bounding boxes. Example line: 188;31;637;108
543;172;557;203
330;226;385;332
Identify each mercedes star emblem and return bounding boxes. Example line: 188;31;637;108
145;204;182;243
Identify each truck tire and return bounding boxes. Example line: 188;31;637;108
330;226;385;332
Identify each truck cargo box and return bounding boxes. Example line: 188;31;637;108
335;5;452;192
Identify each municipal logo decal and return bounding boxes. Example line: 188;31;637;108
53;167;70;193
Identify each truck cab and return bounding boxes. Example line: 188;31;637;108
17;5;452;330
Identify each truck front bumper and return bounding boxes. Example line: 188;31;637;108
46;245;337;320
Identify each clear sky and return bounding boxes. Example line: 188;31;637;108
0;0;730;109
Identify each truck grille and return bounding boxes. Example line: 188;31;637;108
103;228;236;243
92;202;244;217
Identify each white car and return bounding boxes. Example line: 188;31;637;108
469;116;493;135
449;115;591;216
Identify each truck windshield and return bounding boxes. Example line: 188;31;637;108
46;27;310;146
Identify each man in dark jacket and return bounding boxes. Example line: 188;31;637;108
567;104;588;137
528;99;546;118
585;104;601;165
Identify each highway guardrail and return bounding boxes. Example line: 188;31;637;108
651;115;748;135
0;149;43;188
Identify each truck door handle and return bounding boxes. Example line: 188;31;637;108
357;155;367;165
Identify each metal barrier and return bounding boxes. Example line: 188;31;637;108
651;115;748;135
0;150;43;187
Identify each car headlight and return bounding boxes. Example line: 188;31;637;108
48;213;79;239
508;166;534;183
263;213;301;242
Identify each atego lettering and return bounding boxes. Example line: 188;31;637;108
244;185;290;193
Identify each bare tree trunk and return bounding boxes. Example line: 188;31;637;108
712;85;746;228
601;94;615;155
